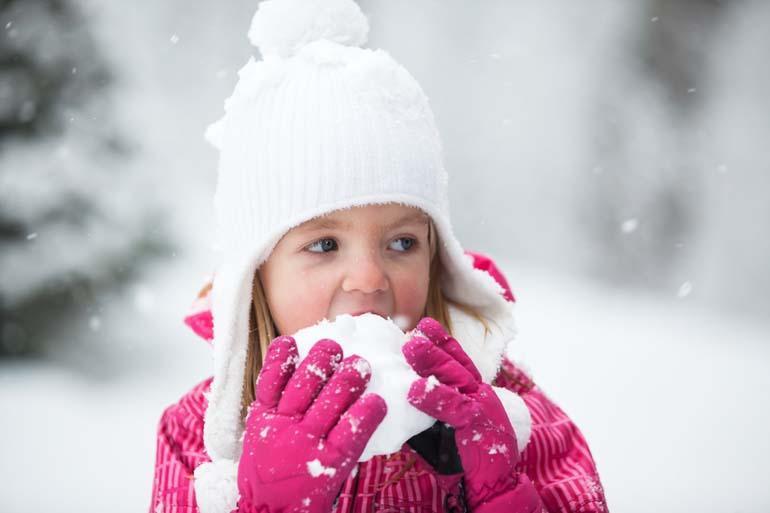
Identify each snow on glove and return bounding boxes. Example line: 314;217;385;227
236;335;387;513
403;317;541;513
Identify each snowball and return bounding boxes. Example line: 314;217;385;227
392;314;411;331
249;0;369;59
291;313;434;461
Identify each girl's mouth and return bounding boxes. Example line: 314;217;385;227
348;310;388;319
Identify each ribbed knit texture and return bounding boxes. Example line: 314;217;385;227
212;41;447;262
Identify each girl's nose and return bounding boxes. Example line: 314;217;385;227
341;253;390;294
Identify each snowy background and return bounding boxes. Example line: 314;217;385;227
1;1;769;512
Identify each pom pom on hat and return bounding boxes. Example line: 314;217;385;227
249;0;369;59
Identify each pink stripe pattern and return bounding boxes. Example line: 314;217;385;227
493;360;608;513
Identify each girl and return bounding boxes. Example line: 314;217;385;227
151;1;608;512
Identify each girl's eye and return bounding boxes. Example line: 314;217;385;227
306;238;338;253
306;237;416;253
389;237;417;252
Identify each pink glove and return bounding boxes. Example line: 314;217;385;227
403;318;541;513
236;336;387;513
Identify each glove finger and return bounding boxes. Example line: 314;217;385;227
415;317;483;383
326;393;387;459
301;354;372;437
407;376;478;428
254;336;299;410
277;338;343;416
402;336;479;394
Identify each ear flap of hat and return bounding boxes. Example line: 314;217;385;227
203;255;260;462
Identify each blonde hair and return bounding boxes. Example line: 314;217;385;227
241;220;492;418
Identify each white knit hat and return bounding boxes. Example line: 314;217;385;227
194;1;523;510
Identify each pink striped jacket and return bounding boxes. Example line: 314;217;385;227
151;255;608;513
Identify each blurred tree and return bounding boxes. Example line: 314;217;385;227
690;0;770;318
584;0;727;291
0;0;168;358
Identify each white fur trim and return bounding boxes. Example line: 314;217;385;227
446;301;517;385
203;257;254;461
193;460;240;513
492;387;532;453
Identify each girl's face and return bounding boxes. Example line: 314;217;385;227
259;203;433;336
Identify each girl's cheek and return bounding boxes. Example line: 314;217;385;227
394;273;430;316
288;272;336;323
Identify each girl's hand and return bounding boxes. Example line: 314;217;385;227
403;317;539;513
236;336;387;513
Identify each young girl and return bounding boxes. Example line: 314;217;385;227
151;1;608;512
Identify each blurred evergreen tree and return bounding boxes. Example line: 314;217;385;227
0;0;168;358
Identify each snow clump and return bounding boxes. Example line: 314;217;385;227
291;313;435;461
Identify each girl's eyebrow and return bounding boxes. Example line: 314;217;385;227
300;212;428;232
385;212;429;229
302;218;347;231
